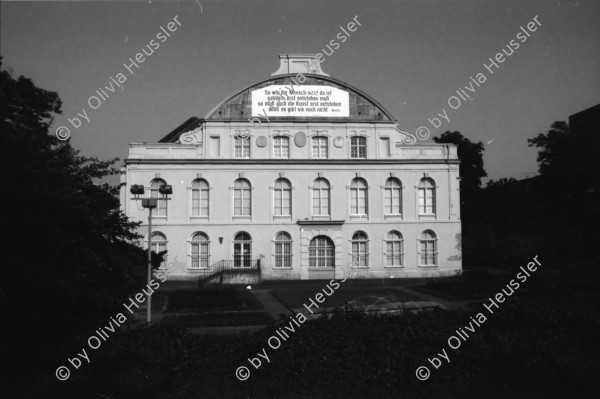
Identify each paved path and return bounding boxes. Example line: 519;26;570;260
188;325;266;336
250;289;293;318
394;286;454;310
141;283;476;335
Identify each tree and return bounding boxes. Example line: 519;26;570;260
528;121;599;262
433;131;487;194
0;57;147;396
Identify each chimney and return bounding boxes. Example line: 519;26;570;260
271;54;328;77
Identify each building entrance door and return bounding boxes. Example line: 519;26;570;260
233;232;252;267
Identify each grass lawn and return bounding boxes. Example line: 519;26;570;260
161;311;273;327
166;288;263;312
271;285;424;310
414;268;514;299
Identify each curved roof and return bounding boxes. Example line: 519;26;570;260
204;74;396;123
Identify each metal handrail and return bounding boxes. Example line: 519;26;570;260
197;259;260;286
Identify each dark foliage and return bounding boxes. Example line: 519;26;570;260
433;131;487;196
0;58;147;396
36;283;600;398
528;121;600;262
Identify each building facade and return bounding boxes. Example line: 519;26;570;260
121;54;462;281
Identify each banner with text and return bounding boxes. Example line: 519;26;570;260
252;85;349;117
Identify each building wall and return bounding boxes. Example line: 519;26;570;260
122;54;462;281
122;154;461;280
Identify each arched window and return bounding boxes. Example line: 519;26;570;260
312;178;330;216
385;231;403;266
350;178;368;216
274;232;292;268
190;232;210;269
418;178;436;215
351;231;369;267
233;179;251;216
233;232;252;267
150;232;168;269
191;179;209;216
384;178;402;215
274;179;292;216
273;136;290;159
419;230;438;266
150;179;168;216
234;134;250;158
350;136;367;158
309;236;335;267
312;136;328;159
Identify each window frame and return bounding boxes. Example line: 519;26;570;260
232;178;252;217
383;178;402;216
273;178;292;216
309;235;335;268
311;136;329;159
418;178;436;216
273;232;293;269
149;179;168;217
273;136;290;159
384;230;404;267
148;231;168;269
233;134;251;159
191;179;210;217
189;232;210;269
350;231;369;268
418;230;438;267
349;178;368;217
350;136;367;159
311;178;331;217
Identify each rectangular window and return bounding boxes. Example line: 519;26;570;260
191;241;210;268
234;136;250;158
273;136;289;159
350;188;367;215
421;241;437;265
386;241;402;266
192;188;209;216
234;190;251;215
312;136;328;159
384;189;401;214
350;136;367;159
275;242;292;267
418;187;435;214
274;189;291;215
312;188;329;215
352;241;368;266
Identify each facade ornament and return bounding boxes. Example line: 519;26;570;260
394;124;417;145
179;125;203;144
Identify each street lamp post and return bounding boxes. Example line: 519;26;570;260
130;183;172;325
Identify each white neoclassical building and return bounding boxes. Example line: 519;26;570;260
120;54;462;281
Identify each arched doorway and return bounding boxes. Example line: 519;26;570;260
309;235;335;267
233;232;252;267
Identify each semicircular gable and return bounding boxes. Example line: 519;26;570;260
204;74;395;123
